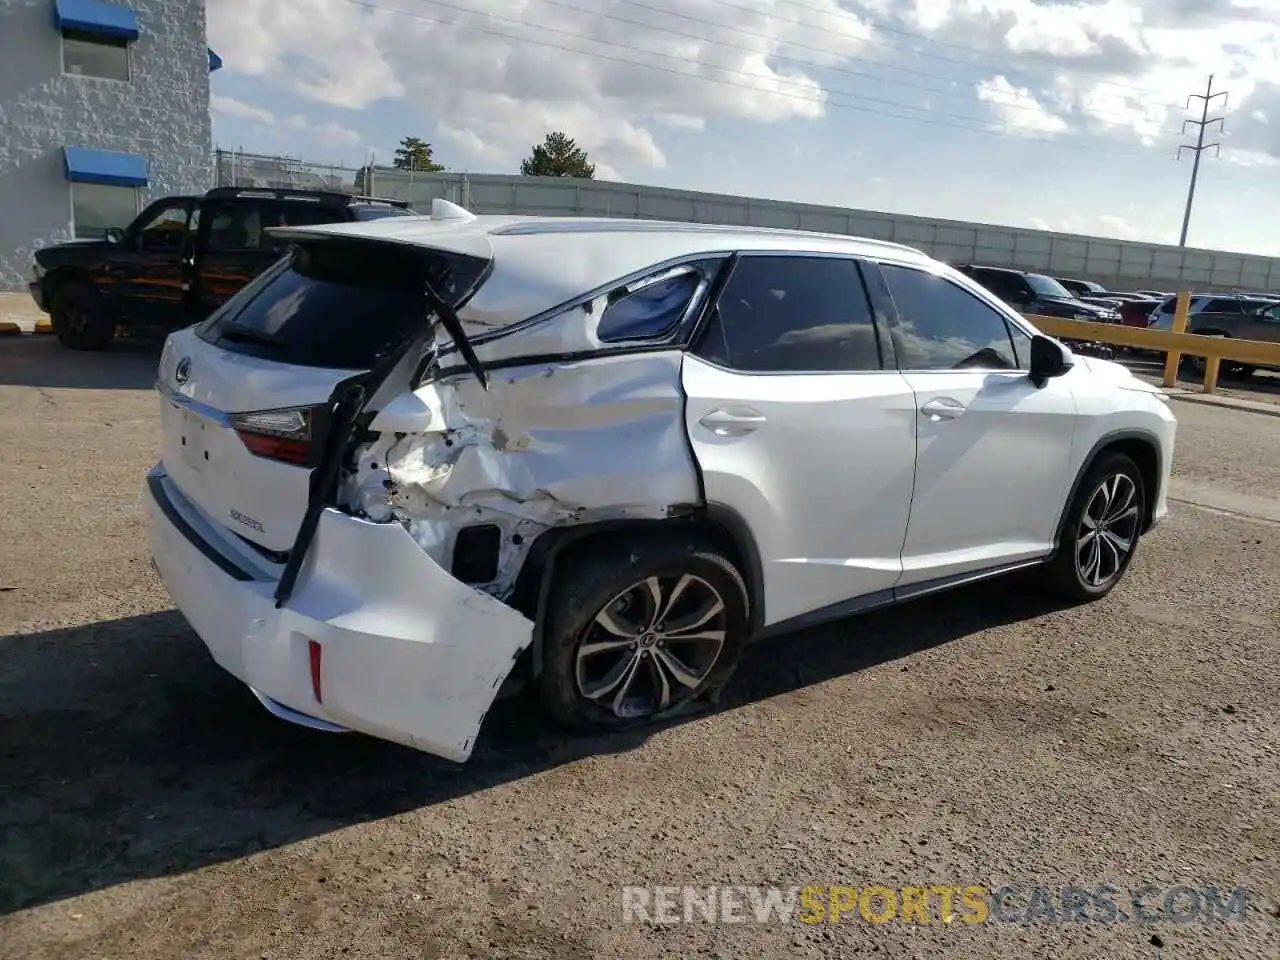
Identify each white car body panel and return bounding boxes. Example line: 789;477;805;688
898;369;1078;583
349;351;701;597
147;469;532;762
157;327;363;552
681;355;918;625
1065;358;1177;529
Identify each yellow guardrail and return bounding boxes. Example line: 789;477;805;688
1025;290;1280;393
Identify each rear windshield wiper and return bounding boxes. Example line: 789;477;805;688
217;322;283;347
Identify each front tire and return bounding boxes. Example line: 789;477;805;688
1044;452;1146;602
538;534;750;733
50;281;115;351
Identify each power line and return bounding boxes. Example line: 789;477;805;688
530;0;1177;129
1177;74;1228;247
695;0;1184;103
353;0;1168;154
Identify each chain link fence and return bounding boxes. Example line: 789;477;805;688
213;149;364;193
211;149;476;206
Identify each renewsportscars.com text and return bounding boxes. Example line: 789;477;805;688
621;884;1251;925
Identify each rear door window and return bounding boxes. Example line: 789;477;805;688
695;255;882;372
1204;298;1243;313
195;239;490;369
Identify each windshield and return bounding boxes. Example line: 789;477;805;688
1025;273;1075;299
195;238;488;368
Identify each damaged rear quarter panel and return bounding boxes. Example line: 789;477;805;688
351;350;702;598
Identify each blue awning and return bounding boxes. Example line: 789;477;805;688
54;0;139;41
208;48;223;72
63;147;149;187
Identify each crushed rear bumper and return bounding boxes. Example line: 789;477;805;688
145;464;533;762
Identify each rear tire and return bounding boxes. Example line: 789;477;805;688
50;282;114;351
538;533;750;733
1043;452;1146;602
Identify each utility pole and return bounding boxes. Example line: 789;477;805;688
1177;74;1228;248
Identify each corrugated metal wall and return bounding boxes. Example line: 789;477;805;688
364;170;1280;293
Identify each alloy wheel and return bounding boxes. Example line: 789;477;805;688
1075;473;1141;588
574;573;728;719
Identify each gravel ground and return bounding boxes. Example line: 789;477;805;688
1;334;1277;960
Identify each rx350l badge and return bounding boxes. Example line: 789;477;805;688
174;357;192;385
229;509;265;533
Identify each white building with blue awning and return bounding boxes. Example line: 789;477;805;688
0;0;216;289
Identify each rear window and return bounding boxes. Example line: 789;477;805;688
195;238;488;369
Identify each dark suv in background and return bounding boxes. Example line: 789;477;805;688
1055;277;1108;298
29;187;416;350
956;264;1120;322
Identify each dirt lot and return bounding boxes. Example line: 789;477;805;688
1;334;1277;960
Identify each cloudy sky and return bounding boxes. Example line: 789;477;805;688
207;0;1280;255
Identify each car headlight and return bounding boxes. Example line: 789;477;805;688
31;261;44;282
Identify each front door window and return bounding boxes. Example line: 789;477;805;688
134;203;192;253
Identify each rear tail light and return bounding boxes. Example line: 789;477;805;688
230;406;315;465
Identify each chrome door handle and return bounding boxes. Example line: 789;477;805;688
699;407;766;437
920;397;966;420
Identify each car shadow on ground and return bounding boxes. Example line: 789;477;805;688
0;573;1068;916
0;335;161;390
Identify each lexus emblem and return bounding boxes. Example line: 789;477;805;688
174;357;191;385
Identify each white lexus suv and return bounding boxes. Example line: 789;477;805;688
146;201;1176;762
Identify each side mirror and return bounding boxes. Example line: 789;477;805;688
105;227;125;244
1029;334;1073;388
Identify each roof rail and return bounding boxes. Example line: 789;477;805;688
204;186;413;209
349;194;413;209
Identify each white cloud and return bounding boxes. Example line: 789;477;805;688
283;115;362;148
207;0;875;175
653;112;707;132
210;95;362;152
1097;213;1141;239
210;95;274;124
976;75;1068;134
207;0;1280;175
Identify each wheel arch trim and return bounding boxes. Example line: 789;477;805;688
1053;428;1164;546
513;506;766;677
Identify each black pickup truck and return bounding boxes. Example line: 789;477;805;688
29;187;416;350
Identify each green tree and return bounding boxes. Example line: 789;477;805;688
393;137;444;173
520;131;595;178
